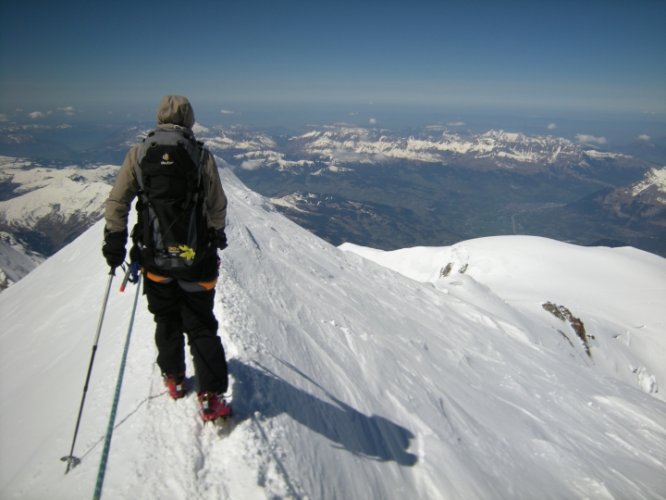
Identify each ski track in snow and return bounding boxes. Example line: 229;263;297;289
1;166;666;499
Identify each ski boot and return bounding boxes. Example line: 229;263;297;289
163;372;186;400
198;392;233;422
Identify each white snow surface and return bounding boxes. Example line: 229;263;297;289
340;239;666;402
1;167;666;499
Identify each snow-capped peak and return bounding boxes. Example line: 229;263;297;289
0;159;115;225
632;166;666;199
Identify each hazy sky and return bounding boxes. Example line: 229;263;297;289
1;0;664;121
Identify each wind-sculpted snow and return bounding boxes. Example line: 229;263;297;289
341;237;666;401
1;166;665;499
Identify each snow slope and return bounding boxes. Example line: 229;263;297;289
340;237;666;401
1;167;665;499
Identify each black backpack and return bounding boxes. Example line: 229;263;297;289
133;127;209;271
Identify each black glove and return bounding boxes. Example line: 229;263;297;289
129;243;143;265
210;228;228;250
102;229;127;269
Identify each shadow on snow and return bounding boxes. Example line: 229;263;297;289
228;358;418;467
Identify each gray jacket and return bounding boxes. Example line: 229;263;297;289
104;96;227;235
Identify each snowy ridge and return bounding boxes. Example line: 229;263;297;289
268;192;316;212
234;150;315;171
1;167;665;499
0;156;115;225
200;127;277;153
583;150;630;160
632;166;666;200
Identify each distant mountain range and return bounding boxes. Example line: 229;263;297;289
212;124;632;172
207;125;663;254
0;124;664;290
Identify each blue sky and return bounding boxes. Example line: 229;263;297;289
0;0;664;125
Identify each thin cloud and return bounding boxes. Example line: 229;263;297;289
57;106;77;116
637;134;651;142
447;121;465;127
220;109;236;115
576;134;607;146
27;107;76;120
547;123;557;130
369;118;377;125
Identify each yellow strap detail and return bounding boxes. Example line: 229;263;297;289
178;245;196;261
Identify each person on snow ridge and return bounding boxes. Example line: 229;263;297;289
102;95;231;421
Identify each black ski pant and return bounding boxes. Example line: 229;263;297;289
143;277;228;394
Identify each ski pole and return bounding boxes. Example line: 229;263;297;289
62;268;115;474
119;261;140;293
93;272;141;500
119;265;132;293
